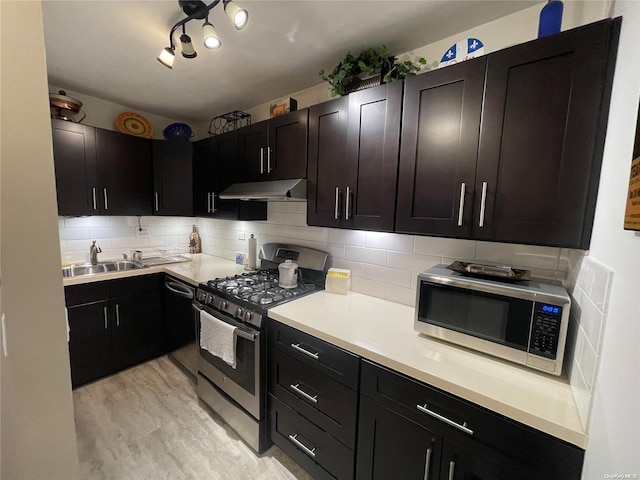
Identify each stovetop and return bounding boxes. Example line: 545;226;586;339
203;270;317;308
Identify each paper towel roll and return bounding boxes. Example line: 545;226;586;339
248;234;257;269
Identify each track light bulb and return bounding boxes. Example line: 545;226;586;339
157;47;175;69
224;1;248;30
202;21;221;49
180;33;197;58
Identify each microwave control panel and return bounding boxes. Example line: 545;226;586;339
529;303;563;359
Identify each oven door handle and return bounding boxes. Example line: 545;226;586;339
193;304;258;341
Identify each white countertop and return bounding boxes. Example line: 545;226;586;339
268;290;587;449
62;254;244;287
64;255;587;448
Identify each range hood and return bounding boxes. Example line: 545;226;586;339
218;179;306;202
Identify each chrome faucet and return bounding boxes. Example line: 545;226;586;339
90;240;102;265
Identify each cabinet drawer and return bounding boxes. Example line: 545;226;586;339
268;347;358;448
361;360;584;477
110;273;162;297
269;394;354;480
268;320;360;389
65;281;110;306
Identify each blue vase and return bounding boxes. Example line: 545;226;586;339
538;0;564;38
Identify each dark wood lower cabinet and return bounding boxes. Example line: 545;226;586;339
67;300;112;388
66;274;165;388
356;395;443;480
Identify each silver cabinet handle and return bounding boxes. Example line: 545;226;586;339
115;304;120;327
207;192;211;213
288;434;316;458
448;460;455;480
345;186;351;220
211;192;216;213
290;383;318;404
416;404;473;436
267;147;272;172
260;147;264;174
457;183;466;227
154;191;159;212
103;306;108;330
291;343;319;360
103;188;108;210
479;181;488;227
334;187;340;220
92;187;97;210
423;447;432;480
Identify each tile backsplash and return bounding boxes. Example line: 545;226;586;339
564;252;614;432
60;201;570;305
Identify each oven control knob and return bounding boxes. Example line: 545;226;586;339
220;300;228;310
206;295;214;305
244;311;252;322
236;307;243;319
222;376;227;383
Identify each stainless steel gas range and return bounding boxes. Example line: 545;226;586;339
193;243;329;453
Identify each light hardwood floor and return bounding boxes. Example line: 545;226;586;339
73;356;314;480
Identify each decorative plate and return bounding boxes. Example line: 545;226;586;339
116;111;153;138
439;38;485;68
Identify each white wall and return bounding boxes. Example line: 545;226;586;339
48;84;205;140
578;0;640;475
0;1;79;478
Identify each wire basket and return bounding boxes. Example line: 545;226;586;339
342;71;382;95
208;110;251;136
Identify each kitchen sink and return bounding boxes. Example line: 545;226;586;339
62;260;146;278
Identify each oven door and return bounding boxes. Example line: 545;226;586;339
194;303;262;419
415;280;534;366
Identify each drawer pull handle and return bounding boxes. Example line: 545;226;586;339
290;343;319;360
290;383;318;404
416;404;473;436
288;434;316;458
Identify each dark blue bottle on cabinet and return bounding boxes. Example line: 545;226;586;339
538;0;564;38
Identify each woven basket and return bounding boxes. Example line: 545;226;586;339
342;71;382;95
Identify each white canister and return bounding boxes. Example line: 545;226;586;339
278;260;298;288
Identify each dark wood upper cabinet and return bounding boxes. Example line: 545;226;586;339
51;119;99;216
193;133;267;220
152;140;193;216
473;18;621;248
307;97;349;228
237;109;308;182
95;129;152;215
308;83;403;232
345;81;403;231
395;57;486;237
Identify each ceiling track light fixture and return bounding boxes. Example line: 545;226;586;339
157;0;248;69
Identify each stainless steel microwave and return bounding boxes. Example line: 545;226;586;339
414;265;570;375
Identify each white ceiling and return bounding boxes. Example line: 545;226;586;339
42;1;540;123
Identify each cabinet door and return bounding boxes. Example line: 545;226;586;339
96;129;152;215
51;119;98;216
396;58;486;237
307;97;349;228
238;121;268;182
152;140;193;216
440;439;536;480
474;18;620;248
356;396;442;480
267;109;308;180
346;81;403;231
68;301;113;388
192;137;216;217
193;134;266;220
111;291;164;372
